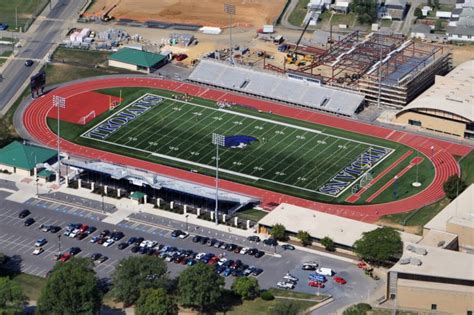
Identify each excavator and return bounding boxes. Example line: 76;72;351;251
285;12;315;64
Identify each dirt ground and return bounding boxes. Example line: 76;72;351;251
450;44;474;66
86;0;287;28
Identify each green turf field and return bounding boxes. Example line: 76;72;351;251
50;88;434;203
0;0;49;31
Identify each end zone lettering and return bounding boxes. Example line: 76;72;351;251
317;147;392;196
86;94;163;140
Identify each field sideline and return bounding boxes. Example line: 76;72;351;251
48;87;434;204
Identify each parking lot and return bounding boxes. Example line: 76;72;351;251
0;189;382;313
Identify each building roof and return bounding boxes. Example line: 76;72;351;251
385;0;407;7
410;23;431;33
188;59;365;116
109;48;166;68
257;203;421;247
397;60;474;122
0;141;56;171
424;184;474;232
390;242;474;281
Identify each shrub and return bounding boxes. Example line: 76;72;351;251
260;291;274;301
343;303;372;315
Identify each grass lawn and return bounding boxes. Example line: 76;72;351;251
330;13;357;26
52;46;112;66
267;288;324;300
12;273;45;300
237;209;268;222
381;197;450;227
0;50;12;67
0;0;49;31
223;297;317;315
288;0;311;26
371;308;419;315
460;151;474;184
380;19;392;27
47;87;429;204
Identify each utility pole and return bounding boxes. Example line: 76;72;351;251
377;34;383;108
53;95;66;185
224;3;236;64
15;6;18;30
212;133;225;225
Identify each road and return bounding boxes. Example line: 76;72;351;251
0;0;86;113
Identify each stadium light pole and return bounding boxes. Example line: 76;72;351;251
53;95;66;185
212;133;226;225
224;3;236;64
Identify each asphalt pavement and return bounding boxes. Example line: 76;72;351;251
0;188;382;314
0;0;86;112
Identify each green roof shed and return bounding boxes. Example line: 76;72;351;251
109;48;167;68
0;141;57;171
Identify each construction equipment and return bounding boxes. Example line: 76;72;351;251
101;1;121;22
286;12;315;64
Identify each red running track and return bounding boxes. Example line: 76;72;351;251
22;77;472;223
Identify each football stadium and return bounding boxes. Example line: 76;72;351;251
41;84;435;204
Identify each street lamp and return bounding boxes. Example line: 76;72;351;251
185;214;189;231
224;3;236;64
393;175;399;199
57;234;61;255
53;95;66;185
211;133;226;225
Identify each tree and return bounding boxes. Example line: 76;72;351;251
414;7;423;18
178;263;224;312
37;257;102;315
136;288;178;315
231;277;260;300
433;0;440;9
270;224;287;241
0;118;14;149
0;277;26;314
443;175;467;200
321;236;335;252
271;300;304;315
343;303;372;315
353;227;402;265
111;256;169;307
296;230;312;246
351;0;378;24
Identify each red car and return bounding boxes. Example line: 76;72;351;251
79;224;89;233
174;53;188;61
308;281;325;288
59;253;72;262
333;276;347;285
357;261;368;269
207;256;219;265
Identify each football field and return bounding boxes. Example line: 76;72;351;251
80;93;394;198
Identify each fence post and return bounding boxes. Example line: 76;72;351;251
234;217;238;227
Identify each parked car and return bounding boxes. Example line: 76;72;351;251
308;280;325;288
127;237;138;245
333;276;347;285
117;242;128;250
90;236;101;243
111;231;124;241
19;209;31;218
277;281;294;290
252;268;263;276
281;244;295;250
49;225;61;233
32;247;44;255
90;253;102;261
263;238;278;246
24;218;35;226
68;247;81;256
255;251;265;258
130;245;140;253
171;230;183;238
97;256;108;264
0;23;9;31
283;273;298;282
34;238;47;247
239;247;249;254
309;274;326;282
24;59;34;67
247;248;258;256
192;235;201;243
247;235;260;242
302;262;318;270
59;253;72;262
103;238;115;247
316;268;333;276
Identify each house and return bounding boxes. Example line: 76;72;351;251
381;0;408;20
332;0;352;13
410;23;432;39
447;7;474;42
421;5;432;16
108;48;169;73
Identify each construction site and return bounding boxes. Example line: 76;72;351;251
258;29;453;109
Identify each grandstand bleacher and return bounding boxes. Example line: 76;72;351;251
188;59;365;116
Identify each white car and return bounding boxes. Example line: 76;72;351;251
139;240;148;247
277;281;294;290
69;229;80;238
103;238;115;247
240;247;250;255
217;258;228;266
195;252;206;260
283;273;298;282
178;231;189;239
316;268;333;276
32;247;44;255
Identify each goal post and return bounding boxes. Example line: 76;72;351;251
79;110;96;125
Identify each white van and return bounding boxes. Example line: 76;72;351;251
316;267;333;276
